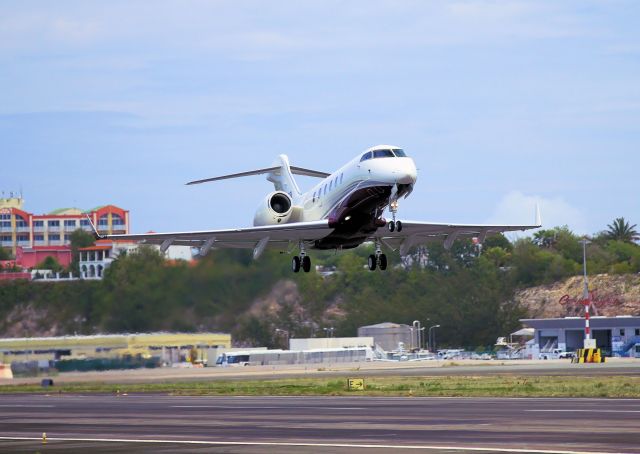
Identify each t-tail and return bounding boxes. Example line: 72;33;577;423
185;155;329;194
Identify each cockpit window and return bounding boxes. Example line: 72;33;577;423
392;148;407;157
373;149;395;159
360;151;372;162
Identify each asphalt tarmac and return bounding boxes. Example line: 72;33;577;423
0;394;639;453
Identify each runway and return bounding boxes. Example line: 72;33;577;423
0;394;639;453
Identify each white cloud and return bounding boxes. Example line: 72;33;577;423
487;191;588;237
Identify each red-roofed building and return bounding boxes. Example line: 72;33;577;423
0;196;128;257
78;239;139;279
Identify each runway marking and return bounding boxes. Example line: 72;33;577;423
527;409;640;413
0;405;54;408
171;405;365;410
0;436;627;454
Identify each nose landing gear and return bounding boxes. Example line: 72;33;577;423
368;239;388;271
387;184;403;232
387;219;402;232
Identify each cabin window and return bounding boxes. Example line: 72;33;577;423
360;151;372;162
329;180;333;191
373;149;395;159
340;173;344;184
312;191;316;203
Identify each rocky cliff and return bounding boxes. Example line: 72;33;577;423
516;274;640;318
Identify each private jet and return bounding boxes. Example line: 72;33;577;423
90;145;540;272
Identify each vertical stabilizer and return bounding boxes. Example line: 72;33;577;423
267;155;302;198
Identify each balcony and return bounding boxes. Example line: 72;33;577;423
1;241;12;247
16;226;30;233
64;225;78;232
34;240;46;246
48;226;61;232
33;226;45;232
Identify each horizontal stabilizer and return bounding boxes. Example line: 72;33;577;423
186;165;329;186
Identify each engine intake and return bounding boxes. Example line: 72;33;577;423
270;192;291;214
254;191;294;226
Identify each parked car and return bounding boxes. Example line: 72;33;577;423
539;348;574;360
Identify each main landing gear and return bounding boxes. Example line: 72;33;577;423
292;242;311;273
368;239;387;271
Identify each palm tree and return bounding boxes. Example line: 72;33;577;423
606;217;639;243
533;229;557;248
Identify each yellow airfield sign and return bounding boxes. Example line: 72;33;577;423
347;378;365;390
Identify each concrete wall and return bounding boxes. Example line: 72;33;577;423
289;337;373;350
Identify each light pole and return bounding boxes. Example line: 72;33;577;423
428;324;441;352
412;320;422;352
323;327;335;338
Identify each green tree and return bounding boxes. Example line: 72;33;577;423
483;233;513;252
68;229;96;275
35;256;64;273
533;229;557;248
0;246;12;260
606;217;639;243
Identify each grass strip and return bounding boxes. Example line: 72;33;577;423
2;375;640;398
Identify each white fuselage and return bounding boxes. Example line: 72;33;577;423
297;148;418;222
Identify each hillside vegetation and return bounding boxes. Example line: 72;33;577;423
0;218;639;349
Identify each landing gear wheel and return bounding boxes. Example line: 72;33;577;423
292;256;301;273
368;254;377;271
396;220;402;232
388;221;395;232
378;254;387;271
302;255;311;273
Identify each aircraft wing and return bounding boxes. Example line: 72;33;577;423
95;220;333;258
375;218;541;256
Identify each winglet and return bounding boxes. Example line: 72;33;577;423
85;214;105;240
535;203;542;227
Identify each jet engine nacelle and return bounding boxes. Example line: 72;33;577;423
253;191;293;226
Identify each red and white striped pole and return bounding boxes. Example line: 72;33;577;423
584;299;591;340
581;239;596;349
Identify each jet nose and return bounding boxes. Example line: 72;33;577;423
394;158;418;184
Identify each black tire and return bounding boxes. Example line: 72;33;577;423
396;220;402;232
379;254;387;271
367;254;377;271
292;256;301;273
302;255;311;273
388;221;395;232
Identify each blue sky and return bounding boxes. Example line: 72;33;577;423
1;1;638;235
